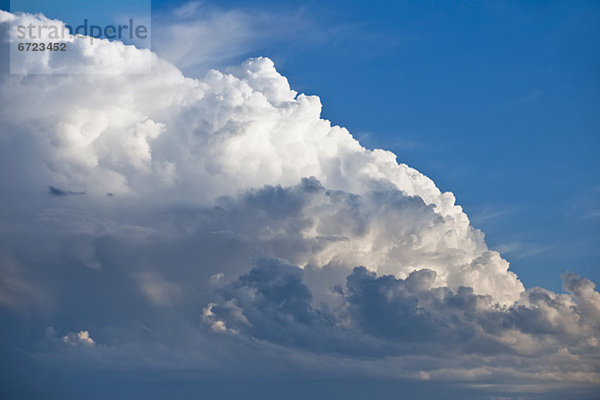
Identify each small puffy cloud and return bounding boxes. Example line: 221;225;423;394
63;330;95;346
202;302;238;333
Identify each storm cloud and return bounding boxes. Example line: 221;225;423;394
0;10;598;399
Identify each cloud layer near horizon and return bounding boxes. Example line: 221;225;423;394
0;10;598;398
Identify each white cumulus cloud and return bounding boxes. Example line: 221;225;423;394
0;10;598;398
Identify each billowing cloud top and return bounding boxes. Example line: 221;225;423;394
0;10;598;399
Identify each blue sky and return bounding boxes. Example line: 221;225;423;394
244;0;600;291
270;0;600;292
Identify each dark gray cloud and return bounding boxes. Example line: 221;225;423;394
207;259;600;359
0;177;598;399
48;186;86;197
